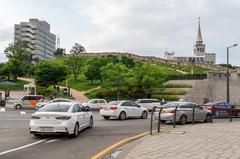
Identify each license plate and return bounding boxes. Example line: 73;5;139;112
104;107;110;110
40;127;54;132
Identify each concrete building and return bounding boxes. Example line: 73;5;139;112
165;18;216;64
14;19;56;60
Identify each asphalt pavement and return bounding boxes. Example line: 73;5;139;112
0;109;157;159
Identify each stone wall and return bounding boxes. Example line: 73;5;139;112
182;79;240;104
77;52;221;70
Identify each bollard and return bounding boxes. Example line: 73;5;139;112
150;106;156;135
157;108;163;132
192;107;195;125
173;106;178;128
230;105;233;122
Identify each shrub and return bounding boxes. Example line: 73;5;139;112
164;84;192;88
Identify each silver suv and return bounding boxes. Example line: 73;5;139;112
136;99;161;111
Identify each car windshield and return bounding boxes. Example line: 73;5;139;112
108;101;122;105
38;103;71;112
162;102;180;108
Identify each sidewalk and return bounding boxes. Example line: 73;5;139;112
124;120;240;159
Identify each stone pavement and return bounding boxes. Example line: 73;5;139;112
124;120;240;159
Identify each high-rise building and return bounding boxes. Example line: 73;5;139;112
14;19;56;60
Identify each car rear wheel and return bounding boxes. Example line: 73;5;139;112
141;111;148;119
119;111;126;120
103;116;110;120
88;116;93;128
15;104;22;109
179;115;187;125
205;114;212;123
71;123;79;137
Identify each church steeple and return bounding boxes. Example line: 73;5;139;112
196;17;203;43
194;17;205;56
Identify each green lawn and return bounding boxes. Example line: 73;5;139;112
59;74;101;91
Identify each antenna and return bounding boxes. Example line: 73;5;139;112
57;34;60;49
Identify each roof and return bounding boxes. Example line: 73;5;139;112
196;18;203;43
0;81;17;86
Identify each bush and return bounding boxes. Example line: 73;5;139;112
164;84;192;88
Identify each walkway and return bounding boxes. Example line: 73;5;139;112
124;120;240;159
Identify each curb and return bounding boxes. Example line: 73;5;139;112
91;131;149;159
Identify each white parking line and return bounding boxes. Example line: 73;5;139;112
44;139;60;144
0;140;47;156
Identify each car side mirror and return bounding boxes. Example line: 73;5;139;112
85;106;90;112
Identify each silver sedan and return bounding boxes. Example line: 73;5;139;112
155;102;212;124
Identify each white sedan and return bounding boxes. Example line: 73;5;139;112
35;98;72;110
30;102;93;137
100;100;148;120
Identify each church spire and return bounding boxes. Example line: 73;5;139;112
196;17;203;43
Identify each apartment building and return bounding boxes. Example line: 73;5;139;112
14;19;56;60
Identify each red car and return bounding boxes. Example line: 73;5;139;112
203;102;240;118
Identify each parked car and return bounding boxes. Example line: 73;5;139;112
100;100;148;120
203;102;240;118
136;99;161;111
35;98;72;110
82;99;107;110
29;102;93;137
155;102;212;124
14;95;44;109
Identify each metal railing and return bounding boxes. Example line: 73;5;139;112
150;105;214;135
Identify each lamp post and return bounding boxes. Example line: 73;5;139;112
226;44;237;104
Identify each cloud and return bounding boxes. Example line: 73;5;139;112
0;27;12;42
74;0;240;65
76;0;210;54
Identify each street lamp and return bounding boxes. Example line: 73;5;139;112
226;44;238;104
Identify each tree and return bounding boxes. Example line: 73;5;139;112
126;64;166;98
64;55;84;80
54;48;66;57
101;63;128;88
120;56;135;68
35;61;68;87
84;57;109;84
3;41;33;81
70;43;86;54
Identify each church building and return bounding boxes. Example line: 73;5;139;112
164;18;216;64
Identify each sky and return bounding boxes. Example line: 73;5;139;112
0;0;240;65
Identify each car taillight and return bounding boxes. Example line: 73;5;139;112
100;106;104;109
110;105;118;110
32;116;40;119
55;116;71;120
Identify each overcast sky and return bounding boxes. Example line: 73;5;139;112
1;0;240;65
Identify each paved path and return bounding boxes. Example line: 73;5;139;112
125;120;240;159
